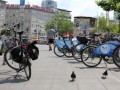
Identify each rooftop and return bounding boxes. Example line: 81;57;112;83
74;16;96;19
6;4;54;13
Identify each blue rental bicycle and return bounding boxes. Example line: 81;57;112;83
81;40;120;67
54;36;78;57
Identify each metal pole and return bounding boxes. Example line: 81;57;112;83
20;0;25;31
119;20;120;33
106;11;109;29
20;6;24;31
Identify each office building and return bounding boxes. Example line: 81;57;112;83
0;0;6;31
5;4;54;41
41;0;57;9
74;16;96;36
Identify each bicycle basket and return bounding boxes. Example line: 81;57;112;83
10;46;23;63
28;45;39;60
76;36;88;44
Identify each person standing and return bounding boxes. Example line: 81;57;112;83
47;29;55;51
1;34;7;65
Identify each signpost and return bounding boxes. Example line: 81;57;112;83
20;0;25;6
20;0;25;31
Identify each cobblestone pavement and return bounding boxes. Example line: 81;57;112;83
0;45;120;90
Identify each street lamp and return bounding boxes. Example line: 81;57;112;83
54;17;58;37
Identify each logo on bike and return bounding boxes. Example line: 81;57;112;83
59;42;64;48
100;45;110;54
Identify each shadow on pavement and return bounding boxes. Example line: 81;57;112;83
76;66;106;69
0;75;27;84
67;61;81;64
108;67;120;72
76;66;120;72
0;70;28;84
63;58;75;61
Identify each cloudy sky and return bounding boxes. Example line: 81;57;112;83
5;0;114;20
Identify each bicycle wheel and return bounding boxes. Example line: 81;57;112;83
24;62;31;80
113;46;120;68
81;46;102;67
4;47;28;70
54;45;64;57
63;46;73;58
72;44;84;62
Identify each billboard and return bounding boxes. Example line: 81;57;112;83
80;25;90;30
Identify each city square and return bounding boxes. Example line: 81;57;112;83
0;0;120;90
0;45;120;90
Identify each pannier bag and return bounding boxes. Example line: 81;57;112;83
10;46;23;63
28;45;39;60
76;36;88;45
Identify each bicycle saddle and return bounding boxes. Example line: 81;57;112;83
17;31;24;35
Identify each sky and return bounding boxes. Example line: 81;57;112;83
4;0;114;20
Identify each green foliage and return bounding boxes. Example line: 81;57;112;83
0;29;12;36
96;0;120;15
95;13;119;33
45;13;74;35
109;21;119;33
116;2;120;12
96;0;114;11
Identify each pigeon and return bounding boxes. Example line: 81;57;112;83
71;71;76;81
102;70;108;79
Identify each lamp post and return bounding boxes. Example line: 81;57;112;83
106;11;109;29
20;0;25;31
54;18;58;37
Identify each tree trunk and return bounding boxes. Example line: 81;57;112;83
118;20;120;33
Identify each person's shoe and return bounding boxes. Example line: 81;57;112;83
49;47;52;51
49;48;52;51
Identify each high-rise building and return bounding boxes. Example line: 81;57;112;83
0;0;6;31
41;0;57;9
5;4;54;41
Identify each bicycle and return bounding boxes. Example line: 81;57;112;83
81;40;120;67
54;36;80;58
4;30;39;80
54;36;91;62
113;44;120;68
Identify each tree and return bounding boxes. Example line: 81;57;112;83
96;0;120;12
0;29;12;36
95;13;118;33
45;13;74;36
96;0;120;32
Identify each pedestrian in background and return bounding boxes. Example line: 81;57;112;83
1;34;7;65
47;29;55;51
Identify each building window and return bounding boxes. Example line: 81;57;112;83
7;10;9;12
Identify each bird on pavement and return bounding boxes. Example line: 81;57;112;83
71;71;76;81
102;70;108;79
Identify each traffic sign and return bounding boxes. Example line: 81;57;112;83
20;0;25;6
